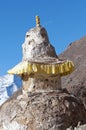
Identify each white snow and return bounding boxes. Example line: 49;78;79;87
0;74;22;105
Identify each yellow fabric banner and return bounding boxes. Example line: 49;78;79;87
8;60;74;76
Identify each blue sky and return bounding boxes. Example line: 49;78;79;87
0;0;86;76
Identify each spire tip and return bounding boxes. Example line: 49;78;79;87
36;15;40;26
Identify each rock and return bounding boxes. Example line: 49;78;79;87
74;125;86;130
0;90;86;130
59;36;86;89
59;36;86;108
67;124;86;130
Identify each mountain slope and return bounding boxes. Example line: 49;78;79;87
59;36;86;96
0;74;22;105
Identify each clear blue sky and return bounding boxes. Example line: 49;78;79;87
0;0;86;76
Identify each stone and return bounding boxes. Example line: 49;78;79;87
0;90;86;130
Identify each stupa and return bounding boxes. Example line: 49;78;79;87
8;16;74;94
1;16;86;130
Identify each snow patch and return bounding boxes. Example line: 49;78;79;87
0;74;22;105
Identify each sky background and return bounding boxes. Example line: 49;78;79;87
0;0;86;76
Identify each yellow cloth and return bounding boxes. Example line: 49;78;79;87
8;60;74;76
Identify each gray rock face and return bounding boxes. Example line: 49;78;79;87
59;36;86;108
74;125;86;130
60;36;86;88
0;90;86;130
67;124;86;130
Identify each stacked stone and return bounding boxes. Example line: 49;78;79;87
8;16;74;94
0;16;86;130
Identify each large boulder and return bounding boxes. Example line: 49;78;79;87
0;90;86;130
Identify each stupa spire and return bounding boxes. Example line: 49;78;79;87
36;15;40;26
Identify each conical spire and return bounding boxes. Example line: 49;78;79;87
8;16;74;77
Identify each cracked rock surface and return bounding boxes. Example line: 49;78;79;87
0;90;86;130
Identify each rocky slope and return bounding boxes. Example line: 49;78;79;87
60;36;86;88
60;36;86;106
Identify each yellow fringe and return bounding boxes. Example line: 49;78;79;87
8;61;74;76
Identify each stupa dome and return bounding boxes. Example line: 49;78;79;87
22;26;57;61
